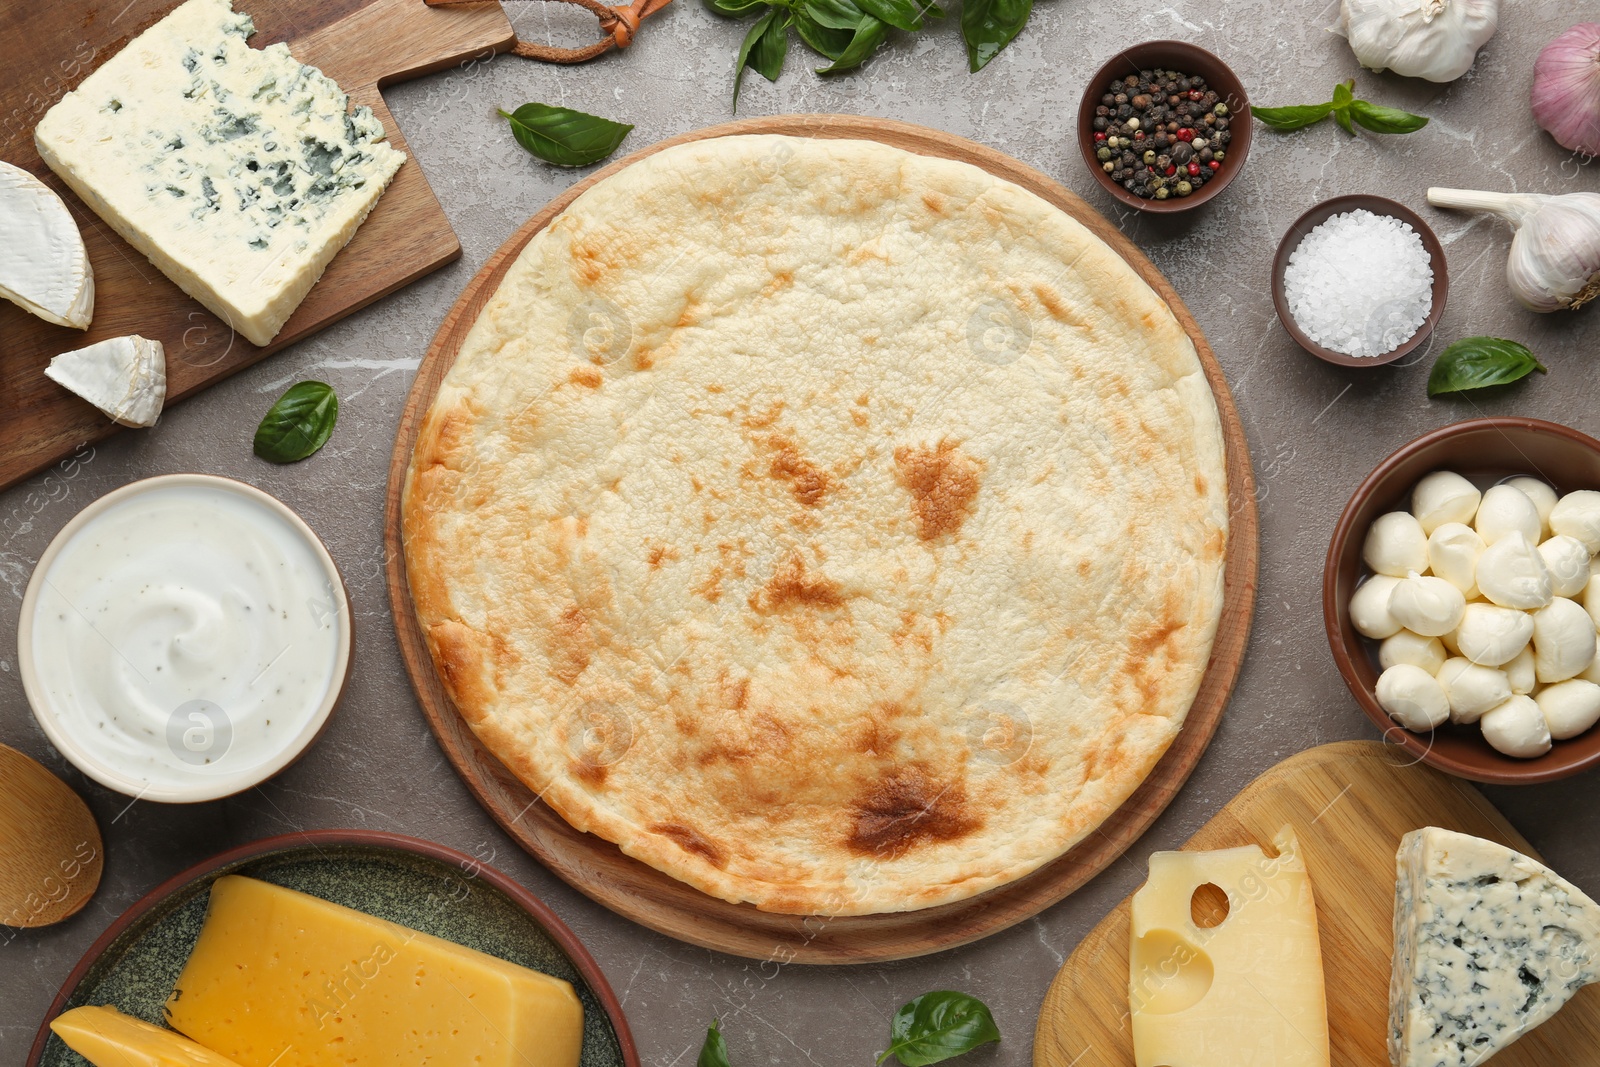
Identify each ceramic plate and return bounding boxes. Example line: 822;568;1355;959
27;830;639;1067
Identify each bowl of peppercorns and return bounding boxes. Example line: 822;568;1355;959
1077;41;1251;213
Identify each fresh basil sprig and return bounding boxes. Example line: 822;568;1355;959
697;1020;732;1067
1253;79;1428;136
499;103;634;167
254;381;338;463
961;0;1032;72
878;991;1001;1066
1427;337;1547;397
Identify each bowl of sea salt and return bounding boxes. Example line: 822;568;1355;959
1272;195;1449;367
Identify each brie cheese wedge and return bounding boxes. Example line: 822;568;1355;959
0;160;93;328
45;335;166;427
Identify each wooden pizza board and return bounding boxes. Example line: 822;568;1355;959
383;114;1260;963
0;0;515;491
1033;740;1600;1067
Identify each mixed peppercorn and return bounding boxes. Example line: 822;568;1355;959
1092;69;1234;201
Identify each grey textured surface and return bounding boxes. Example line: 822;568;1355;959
5;1;1600;1063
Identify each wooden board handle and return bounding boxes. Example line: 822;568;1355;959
425;0;673;63
293;0;515;89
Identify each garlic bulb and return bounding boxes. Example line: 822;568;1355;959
1338;0;1499;83
1427;188;1600;312
1532;23;1600;157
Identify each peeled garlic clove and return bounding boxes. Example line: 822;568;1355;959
1363;511;1429;577
1375;663;1450;731
1380;630;1448;674
1436;657;1512;725
1506;644;1537;694
1388;572;1466;637
1480;695;1553;758
1474;484;1542;545
1411;471;1481;534
1426;522;1483;598
1506;476;1558;537
1551;490;1600;553
1455;602;1535;666
1540;534;1591;598
1476;531;1553;609
1535;679;1600;740
1532;596;1597;683
1350;574;1403;639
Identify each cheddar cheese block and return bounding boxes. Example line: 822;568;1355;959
50;1005;243;1067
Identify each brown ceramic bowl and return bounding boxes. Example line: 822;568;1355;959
1273;195;1449;368
1325;418;1600;784
1076;41;1251;214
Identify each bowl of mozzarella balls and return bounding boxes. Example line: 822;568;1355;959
1325;417;1600;784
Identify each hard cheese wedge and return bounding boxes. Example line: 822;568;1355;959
0;160;93;329
1129;825;1330;1067
50;1005;243;1067
164;876;584;1067
1390;827;1600;1067
34;0;404;347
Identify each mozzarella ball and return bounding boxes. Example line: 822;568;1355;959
1506;645;1538;694
1440;626;1463;656
1426;523;1483;598
1375;664;1450;731
1535;679;1600;740
1380;630;1448;674
1540;535;1592;598
1455;602;1535;666
1350;575;1404;639
1584;576;1600;629
1480;695;1553;758
1388;573;1466;637
1578;652;1600;685
1411;471;1481;535
1476;532;1554;610
1532;597;1597;683
1364;512;1430;578
1475;484;1542;546
1506;477;1558;537
1436;657;1513;725
1551;490;1600;553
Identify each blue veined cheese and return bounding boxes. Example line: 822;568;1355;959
33;0;404;346
1390;827;1600;1067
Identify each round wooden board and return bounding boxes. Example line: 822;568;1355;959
383;114;1259;964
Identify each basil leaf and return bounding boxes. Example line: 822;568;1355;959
855;0;926;31
1250;101;1334;131
697;1020;732;1067
815;14;888;73
877;991;1001;1067
1332;78;1354;109
498;103;633;168
803;0;869;31
1350;98;1430;135
254;381;338;463
960;0;1032;72
703;0;768;17
792;7;855;58
734;8;789;107
1335;105;1355;135
1427;337;1547;397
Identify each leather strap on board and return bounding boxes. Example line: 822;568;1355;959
425;0;674;63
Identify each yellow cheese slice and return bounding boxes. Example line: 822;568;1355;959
1128;825;1330;1067
164;875;584;1067
50;1005;243;1067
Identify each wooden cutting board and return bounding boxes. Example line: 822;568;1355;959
1033;741;1600;1067
0;0;516;492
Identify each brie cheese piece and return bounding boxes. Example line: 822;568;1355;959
45;335;166;427
0;160;93;328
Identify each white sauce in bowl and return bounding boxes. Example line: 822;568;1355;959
19;476;349;802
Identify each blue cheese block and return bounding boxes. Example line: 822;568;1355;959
34;0;405;347
1390;827;1600;1067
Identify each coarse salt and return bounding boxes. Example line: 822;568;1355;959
1282;209;1434;358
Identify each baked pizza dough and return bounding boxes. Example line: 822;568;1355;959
403;134;1229;915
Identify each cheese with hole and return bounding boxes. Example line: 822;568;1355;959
33;0;404;347
50;1005;244;1067
45;334;166;427
0;160;93;328
1390;827;1600;1067
1129;825;1330;1067
164;876;583;1067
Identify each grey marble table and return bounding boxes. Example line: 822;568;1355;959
5;1;1599;1063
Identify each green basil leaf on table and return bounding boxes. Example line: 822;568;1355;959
1250;101;1334;131
498;103;634;167
254;381;338;463
1349;99;1430;135
877;991;1001;1066
734;7;790;107
803;0;870;30
1332;78;1354;109
960;0;1032;72
792;7;855;59
854;0;928;33
1427;337;1547;397
703;0;769;18
815;14;889;73
1335;104;1355;135
697;1020;732;1067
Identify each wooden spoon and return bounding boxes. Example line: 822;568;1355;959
0;743;103;927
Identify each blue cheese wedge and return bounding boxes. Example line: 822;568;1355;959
45;335;166;428
1390;826;1600;1067
0;160;93;328
33;0;404;347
